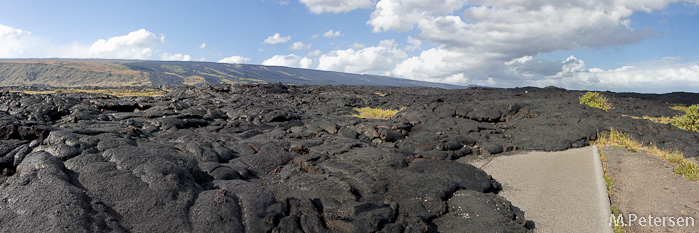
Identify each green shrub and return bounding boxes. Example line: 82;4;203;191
669;104;699;132
579;92;613;111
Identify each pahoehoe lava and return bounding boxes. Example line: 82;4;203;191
0;84;697;232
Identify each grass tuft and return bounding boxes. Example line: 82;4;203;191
348;107;405;120
599;151;624;233
597;128;641;152
579;91;613;111
610;205;624;233
674;162;699;181
596;128;699;181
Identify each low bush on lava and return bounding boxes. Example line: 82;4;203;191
669;104;699;132
579;92;613;111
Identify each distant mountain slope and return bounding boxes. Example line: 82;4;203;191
0;59;465;89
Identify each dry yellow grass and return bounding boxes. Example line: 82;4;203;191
642;115;672;124
670;104;689;112
596;128;698;181
348;106;405;119
183;75;207;86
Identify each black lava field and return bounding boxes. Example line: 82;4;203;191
1;84;697;232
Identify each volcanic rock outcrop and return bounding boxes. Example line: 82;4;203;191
0;84;697;232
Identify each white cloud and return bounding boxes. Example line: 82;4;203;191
531;57;699;93
300;0;375;14
0;25;202;62
350;42;365;50
0;24;29;39
317;39;408;75
199;43;206;48
0;25;210;63
488;55;699;93
357;0;699;91
367;0;469;33
311;34;319;39
280;1;290;5
262;54;313;69
263;33;291;44
289;41;312;50
159;53;193;61
307;50;322;57
87;29;164;59
392;47;483;85
404;35;421;51
445;73;467;84
219;55;252;64
0;24;42;57
323;30;343;38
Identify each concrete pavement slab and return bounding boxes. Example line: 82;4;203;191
462;146;613;233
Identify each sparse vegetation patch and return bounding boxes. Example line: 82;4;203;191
621;104;699;132
579;92;613;111
599;151;624;233
161;65;185;73
348;107;405;119
596;128;699;181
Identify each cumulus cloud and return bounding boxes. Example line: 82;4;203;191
0;24;30;39
392;47;483;85
263;33;291;44
199;43;206;48
307;50;322;57
0;24;41;57
404;36;421;51
262;54;313;69
159;53;193;61
317;39;407;75
88;29;164;59
350;42;366;50
368;0;468;33
300;0;375;14
219;55;252;64
356;0;699;92
323;30;343;38
0;25;201;62
289;41;312;50
531;57;699;93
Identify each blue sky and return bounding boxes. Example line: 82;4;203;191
1;0;698;93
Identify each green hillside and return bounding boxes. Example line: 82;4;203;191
0;60;151;87
0;59;464;89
